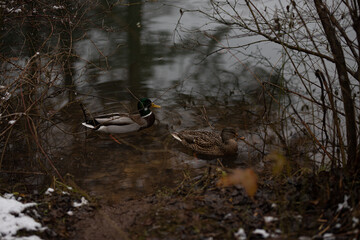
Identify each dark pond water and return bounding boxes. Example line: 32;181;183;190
1;0;278;202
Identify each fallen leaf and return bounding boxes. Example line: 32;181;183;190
266;150;288;176
217;168;258;198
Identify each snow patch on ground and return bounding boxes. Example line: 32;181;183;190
234;228;246;240
0;195;46;240
253;229;270;238
44;188;54;195
264;216;278;223
323;233;335;240
337;195;350;212
72;197;88;208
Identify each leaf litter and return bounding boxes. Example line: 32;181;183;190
1;164;360;239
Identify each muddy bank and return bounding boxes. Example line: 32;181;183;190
70;166;359;240
1;165;359;240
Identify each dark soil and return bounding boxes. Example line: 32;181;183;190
6;166;359;240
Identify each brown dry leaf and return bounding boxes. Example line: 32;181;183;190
217;168;258;198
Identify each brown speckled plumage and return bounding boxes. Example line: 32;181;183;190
171;128;238;156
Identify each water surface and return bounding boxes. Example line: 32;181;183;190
1;0;272;202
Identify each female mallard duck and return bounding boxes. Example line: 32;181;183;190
81;98;160;134
171;127;238;156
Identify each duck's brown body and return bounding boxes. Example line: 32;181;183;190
171;128;238;156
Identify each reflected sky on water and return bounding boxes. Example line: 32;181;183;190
1;0;281;201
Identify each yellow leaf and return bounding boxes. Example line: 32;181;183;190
266;150;288;176
217;168;258;198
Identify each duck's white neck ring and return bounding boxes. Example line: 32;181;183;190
141;111;153;118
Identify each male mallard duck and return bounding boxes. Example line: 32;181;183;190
171;127;238;156
81;98;160;134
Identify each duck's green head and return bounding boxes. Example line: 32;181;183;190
137;98;161;116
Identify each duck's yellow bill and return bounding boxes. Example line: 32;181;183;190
151;103;161;108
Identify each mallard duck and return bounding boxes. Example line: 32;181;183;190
81;98;160;134
171;127;238;156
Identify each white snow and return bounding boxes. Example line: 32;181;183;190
3;193;16;199
264;216;278;223
53;5;65;10
353;217;359;227
72;197;88;208
2;91;11;100
8;120;16;125
234;228;246;240
44;188;54;195
323;233;335;240
6;8;22;13
337;195;350;212
67;211;74;216
253;229;270;238
0;195;46;240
